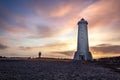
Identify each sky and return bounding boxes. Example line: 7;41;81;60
0;0;120;59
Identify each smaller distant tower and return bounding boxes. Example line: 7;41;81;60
38;52;41;58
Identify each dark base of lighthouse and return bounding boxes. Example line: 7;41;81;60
74;51;93;61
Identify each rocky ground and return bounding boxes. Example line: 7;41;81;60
0;60;120;80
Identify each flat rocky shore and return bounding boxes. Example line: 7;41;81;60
0;60;120;80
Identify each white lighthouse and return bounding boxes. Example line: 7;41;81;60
74;18;92;61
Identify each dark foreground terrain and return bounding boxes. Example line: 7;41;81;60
0;59;120;80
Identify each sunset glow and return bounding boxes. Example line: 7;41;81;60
0;0;120;59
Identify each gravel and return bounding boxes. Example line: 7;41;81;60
0;60;120;80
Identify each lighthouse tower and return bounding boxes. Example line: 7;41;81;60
74;18;92;61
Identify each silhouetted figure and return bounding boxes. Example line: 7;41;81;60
38;52;41;58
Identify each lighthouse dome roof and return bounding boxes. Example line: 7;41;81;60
78;18;88;25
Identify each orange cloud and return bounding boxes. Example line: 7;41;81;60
50;4;72;17
79;0;120;29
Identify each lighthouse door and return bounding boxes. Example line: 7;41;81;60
79;55;85;60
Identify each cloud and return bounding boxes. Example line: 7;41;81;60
0;0;98;39
77;0;120;46
50;3;72;17
28;23;74;39
27;0;96;39
52;50;74;56
0;0;120;58
0;43;8;50
79;0;120;29
30;40;75;57
19;46;31;51
39;41;69;50
91;44;120;54
0;3;32;37
33;0;98;20
28;25;61;38
0;18;30;35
